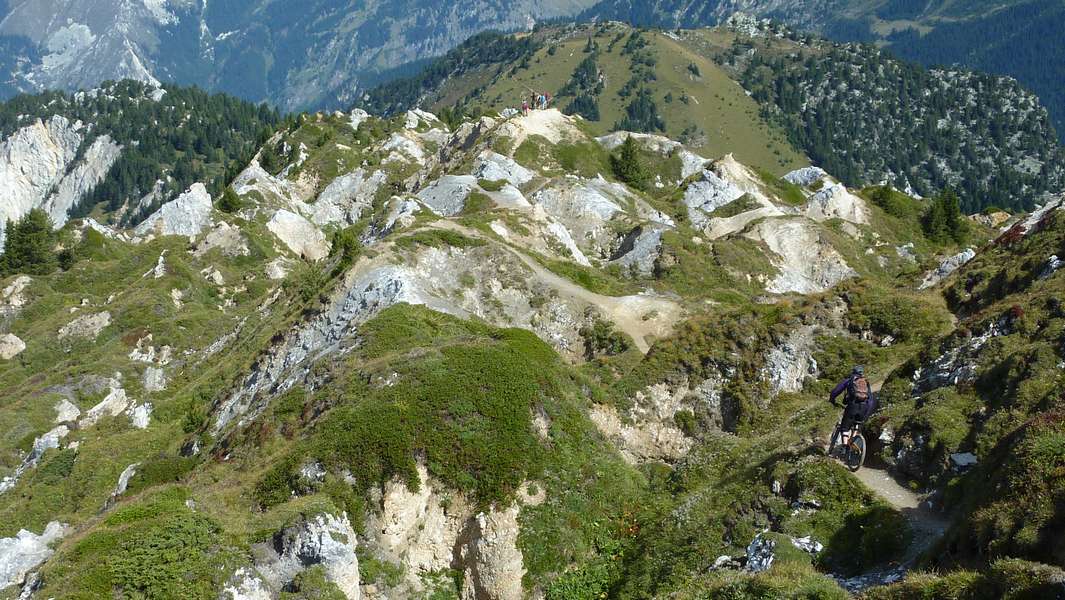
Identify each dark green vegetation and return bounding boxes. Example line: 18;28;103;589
610;136;651;191
922;189;969;245
1;209;61;276
726;38;1065;213
0;81;281;226
884;0;1065;143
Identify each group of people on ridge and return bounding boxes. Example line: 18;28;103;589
521;91;552;116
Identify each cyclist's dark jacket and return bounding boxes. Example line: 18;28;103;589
829;375;859;405
831;375;871;426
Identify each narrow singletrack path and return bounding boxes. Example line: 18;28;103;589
830;380;950;591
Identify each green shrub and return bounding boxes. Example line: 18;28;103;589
923;189;969;244
477;179;507;192
462;191;494;215
108;511;229;599
393;230;486;251
579;319;632;359
124;455;199;496
217;187;244;213
280;566;347;600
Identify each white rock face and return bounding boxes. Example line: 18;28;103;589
54;399;81;423
0;426;70;495
0;335;25;360
763;326;818;394
0;522;67;590
918;249;976;290
265;258;290;281
0;276;32;317
308;169;386;226
405;109;443;131
194;222;250;258
417;175;477;216
610;225;666;277
43;135;122;227
496;108;581;146
381;133;426;164
804;182;870;225
267;210;330;261
0;116;83;245
367;465;467;583
683;169;746;228
223;568;273;600
78;381;130;428
349;109;370;132
1041;255;1065;279
746;219;856;294
589;381;699;464
530;178;626;258
109;463;140;502
129;403;153;429
143;367;167;392
783;166;828;187
257;513;360;599
459;505;525;600
133;183;214;238
473;151;534;187
58;311;111;340
545;221;591;266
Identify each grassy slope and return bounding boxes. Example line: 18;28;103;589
432;25;807;174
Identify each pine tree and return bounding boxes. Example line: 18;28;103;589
1;209;59;276
611;136;650;191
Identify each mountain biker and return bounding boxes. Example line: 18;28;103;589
830;366;875;442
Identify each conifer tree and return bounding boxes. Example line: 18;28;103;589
611;136;650;191
1;209;59;276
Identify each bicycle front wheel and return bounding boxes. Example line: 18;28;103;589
845;434;866;472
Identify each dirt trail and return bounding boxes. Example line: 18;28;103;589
430;220;683;353
831;379;950;592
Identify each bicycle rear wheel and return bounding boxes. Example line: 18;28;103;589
845;433;866;472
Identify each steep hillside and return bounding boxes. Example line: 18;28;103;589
579;0;1065;140
0;91;1062;600
687;22;1065;213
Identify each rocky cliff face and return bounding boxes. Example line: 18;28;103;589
0;115;97;243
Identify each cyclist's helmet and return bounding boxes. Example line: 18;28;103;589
852;365;865;376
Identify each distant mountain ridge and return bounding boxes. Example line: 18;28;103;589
0;0;600;112
579;0;1065;138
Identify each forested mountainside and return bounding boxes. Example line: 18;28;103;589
1;74;1064;598
578;0;1065;142
712;23;1065;214
362;22;1065;213
0;81;280;236
0;0;599;112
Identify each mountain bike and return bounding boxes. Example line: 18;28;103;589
828;417;867;472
